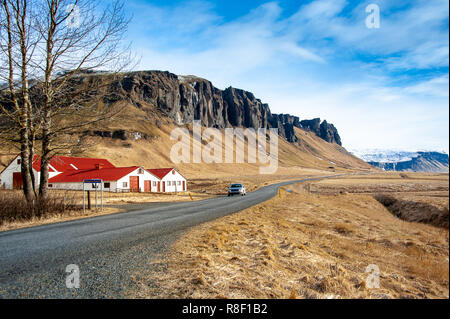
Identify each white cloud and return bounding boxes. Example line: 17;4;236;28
404;74;449;97
127;0;449;152
132;0;328;79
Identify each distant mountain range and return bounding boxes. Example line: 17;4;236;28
351;150;449;173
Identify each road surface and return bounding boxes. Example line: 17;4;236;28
0;175;340;298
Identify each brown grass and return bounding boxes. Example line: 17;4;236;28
313;172;449;228
131;175;449;299
0;191;79;226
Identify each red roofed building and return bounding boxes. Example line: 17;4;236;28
0;154;115;190
146;168;187;192
1;154;187;193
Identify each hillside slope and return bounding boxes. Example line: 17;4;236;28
76;123;372;180
0;70;373;178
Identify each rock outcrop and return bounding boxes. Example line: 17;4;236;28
105;70;342;145
299;118;341;145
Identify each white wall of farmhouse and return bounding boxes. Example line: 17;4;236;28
0;156;38;190
0;155;61;190
116;168;160;192
160;169;187;192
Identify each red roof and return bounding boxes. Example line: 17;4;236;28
48;166;139;183
31;155;54;172
24;155;115;172
146;168;174;179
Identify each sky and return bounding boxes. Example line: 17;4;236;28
123;0;449;153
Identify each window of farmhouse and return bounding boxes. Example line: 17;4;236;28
123;182;128;188
104;183;110;188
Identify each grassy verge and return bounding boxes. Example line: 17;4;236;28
131;175;449;299
0;191;82;231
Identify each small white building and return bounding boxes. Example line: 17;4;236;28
146;168;187;192
48;166;161;192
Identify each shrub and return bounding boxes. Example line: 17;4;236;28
0;191;79;225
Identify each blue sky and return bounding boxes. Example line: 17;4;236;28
123;0;449;152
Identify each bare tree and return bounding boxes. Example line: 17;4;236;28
35;0;130;198
0;0;40;201
1;0;131;200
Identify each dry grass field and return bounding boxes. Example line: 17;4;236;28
311;172;449;228
131;173;449;299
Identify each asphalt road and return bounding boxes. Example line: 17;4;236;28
0;175;341;298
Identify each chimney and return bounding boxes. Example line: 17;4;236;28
95;163;103;170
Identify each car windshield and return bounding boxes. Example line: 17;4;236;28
230;184;242;188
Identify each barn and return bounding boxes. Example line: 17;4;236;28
147;168;187;192
47;166;160;192
0;155;114;190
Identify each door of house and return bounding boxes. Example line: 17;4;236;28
157;181;160;192
129;176;139;192
182;181;186;191
144;180;151;192
13;172;23;190
162;181;165;192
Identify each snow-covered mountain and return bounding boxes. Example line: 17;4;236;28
350;149;419;163
350;149;449;173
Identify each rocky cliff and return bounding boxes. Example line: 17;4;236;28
104;70;342;145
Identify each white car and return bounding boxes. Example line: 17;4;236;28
228;183;246;196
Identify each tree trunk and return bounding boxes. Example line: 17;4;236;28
29;135;36;197
19;125;34;202
39;119;51;199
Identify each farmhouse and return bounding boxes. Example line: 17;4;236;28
147;168;187;192
0;154;188;193
0;155;114;190
48;166;160;192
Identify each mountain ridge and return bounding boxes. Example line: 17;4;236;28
104;70;342;146
366;151;449;173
